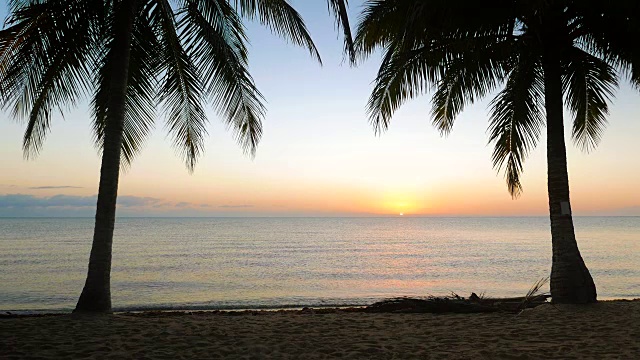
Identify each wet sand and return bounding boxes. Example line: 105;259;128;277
1;300;639;359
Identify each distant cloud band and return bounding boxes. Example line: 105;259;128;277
0;194;160;208
0;193;262;217
29;186;83;190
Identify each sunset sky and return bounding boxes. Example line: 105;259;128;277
1;1;639;217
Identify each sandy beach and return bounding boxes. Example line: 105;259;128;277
1;300;638;359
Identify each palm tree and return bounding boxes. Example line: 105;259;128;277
354;0;639;303
0;0;353;313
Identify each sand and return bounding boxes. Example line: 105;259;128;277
1;300;639;359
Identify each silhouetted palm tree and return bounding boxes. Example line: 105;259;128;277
354;0;639;303
0;0;353;312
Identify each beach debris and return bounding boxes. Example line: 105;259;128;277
300;307;316;315
517;277;551;313
365;296;500;314
365;280;550;314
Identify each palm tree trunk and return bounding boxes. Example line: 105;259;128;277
74;0;137;313
542;24;597;304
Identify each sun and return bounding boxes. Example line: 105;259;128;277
379;192;420;216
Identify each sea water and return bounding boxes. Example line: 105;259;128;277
0;217;638;312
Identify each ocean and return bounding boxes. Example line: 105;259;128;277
0;217;638;313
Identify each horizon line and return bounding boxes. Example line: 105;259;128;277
1;215;638;219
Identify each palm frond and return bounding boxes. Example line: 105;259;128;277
93;3;161;167
571;1;640;89
563;48;618;152
431;40;511;135
181;0;265;156
367;34;512;135
0;0;98;159
488;53;544;198
517;277;549;314
232;0;321;64
357;0;518;134
153;0;208;172
354;0;424;61
326;0;355;63
367;46;442;134
354;0;516;62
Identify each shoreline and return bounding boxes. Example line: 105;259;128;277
0;305;369;318
3;296;639;317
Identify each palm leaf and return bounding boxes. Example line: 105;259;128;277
181;0;265;156
0;0;99;158
355;0;515;62
354;0;427;60
563;48;618;152
93;3;161;167
569;1;640;87
232;0;321;63
367;46;442;134
431;40;511;135
488;52;544;198
327;0;355;63
358;0;517;133
153;0;208;172
367;34;512;135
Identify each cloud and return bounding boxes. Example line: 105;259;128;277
0;194;93;208
29;186;83;190
117;196;162;207
0;194;160;209
601;206;640;216
0;194;262;217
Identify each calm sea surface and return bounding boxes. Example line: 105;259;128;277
0;217;638;312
